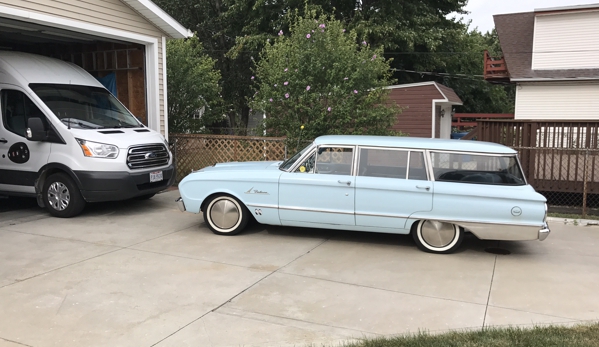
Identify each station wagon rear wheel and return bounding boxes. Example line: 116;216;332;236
203;194;249;235
413;220;463;254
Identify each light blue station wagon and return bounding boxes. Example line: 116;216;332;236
176;135;550;254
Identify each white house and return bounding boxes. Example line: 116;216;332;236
490;3;599;120
0;0;191;137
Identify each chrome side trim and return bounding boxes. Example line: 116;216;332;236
356;212;411;219
175;197;186;212
246;203;279;209
279;205;354;215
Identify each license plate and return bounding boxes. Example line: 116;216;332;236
150;171;163;182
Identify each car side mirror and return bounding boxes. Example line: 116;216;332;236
26;117;46;141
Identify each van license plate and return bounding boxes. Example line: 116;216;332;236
150;171;163;182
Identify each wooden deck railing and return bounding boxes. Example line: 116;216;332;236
483;50;509;81
452;113;514;129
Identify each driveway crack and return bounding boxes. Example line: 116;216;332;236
148;233;334;347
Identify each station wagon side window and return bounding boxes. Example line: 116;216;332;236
294;146;354;175
431;151;525;185
294;150;316;173
357;148;428;180
407;151;428;180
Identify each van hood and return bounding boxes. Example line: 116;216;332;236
201;161;282;171
67;128;166;148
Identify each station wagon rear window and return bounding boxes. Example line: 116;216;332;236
431;152;525;185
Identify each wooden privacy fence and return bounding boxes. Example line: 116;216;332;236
476;120;599;215
169;134;287;182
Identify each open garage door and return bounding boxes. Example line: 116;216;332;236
0;17;148;125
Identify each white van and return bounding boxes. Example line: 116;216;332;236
0;51;175;217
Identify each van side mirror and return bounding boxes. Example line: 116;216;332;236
26;117;46;141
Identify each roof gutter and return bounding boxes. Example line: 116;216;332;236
123;0;192;39
511;77;599;82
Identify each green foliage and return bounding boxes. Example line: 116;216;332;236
166;37;224;133
154;0;255;131
156;0;515;134
440;29;515;114
251;11;400;144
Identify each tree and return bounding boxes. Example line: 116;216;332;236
155;0;255;132
166;37;224;133
251;11;400;145
421;28;515;114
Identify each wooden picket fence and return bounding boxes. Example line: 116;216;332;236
169;134;287;182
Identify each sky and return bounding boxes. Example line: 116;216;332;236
457;0;599;33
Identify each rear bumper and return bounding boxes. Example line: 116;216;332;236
538;222;551;241
74;164;175;202
457;221;551;241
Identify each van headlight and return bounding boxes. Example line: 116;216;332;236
76;139;119;158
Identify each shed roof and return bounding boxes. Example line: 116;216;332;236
494;9;599;81
386;82;463;105
122;0;191;39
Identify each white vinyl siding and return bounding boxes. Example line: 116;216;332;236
0;0;166;37
532;11;599;69
514;82;599;120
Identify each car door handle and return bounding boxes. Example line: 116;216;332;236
338;180;351;186
416;185;430;191
0;138;7;144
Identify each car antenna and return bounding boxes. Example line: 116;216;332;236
296;124;305;151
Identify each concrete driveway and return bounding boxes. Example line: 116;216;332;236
0;189;598;347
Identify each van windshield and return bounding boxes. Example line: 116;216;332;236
29;84;143;129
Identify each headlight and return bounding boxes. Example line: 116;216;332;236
76;139;119;159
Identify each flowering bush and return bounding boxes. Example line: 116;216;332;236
250;11;400;146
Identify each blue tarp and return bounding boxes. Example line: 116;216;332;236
96;72;117;97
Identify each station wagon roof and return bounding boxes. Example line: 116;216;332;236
313;135;517;154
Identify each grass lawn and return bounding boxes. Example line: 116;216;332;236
338;323;599;347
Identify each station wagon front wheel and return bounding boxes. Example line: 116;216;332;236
413;220;463;254
203;195;249;235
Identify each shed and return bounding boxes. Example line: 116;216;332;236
386;82;463;139
0;0;191;138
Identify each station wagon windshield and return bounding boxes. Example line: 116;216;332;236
29;84;143;129
279;143;313;171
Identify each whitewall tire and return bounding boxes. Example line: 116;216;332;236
203;194;249;235
412;220;464;254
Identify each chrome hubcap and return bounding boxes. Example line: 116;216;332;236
210;199;240;230
421;221;456;248
47;182;70;211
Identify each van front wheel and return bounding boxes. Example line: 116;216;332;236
413;220;463;254
43;173;86;218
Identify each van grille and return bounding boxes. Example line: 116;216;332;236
127;144;169;170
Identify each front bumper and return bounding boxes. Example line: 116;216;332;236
539;222;551;241
74;164;175;202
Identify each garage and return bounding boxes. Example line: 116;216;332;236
0;0;191;136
